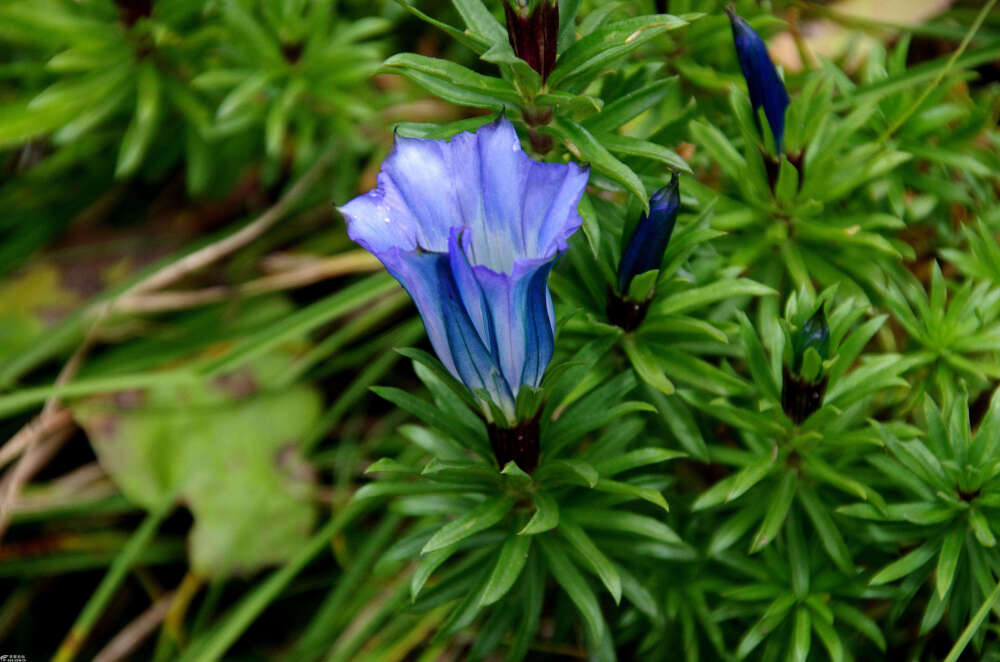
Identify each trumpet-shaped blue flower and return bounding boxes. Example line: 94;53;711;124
617;173;680;295
725;5;790;153
338;118;588;423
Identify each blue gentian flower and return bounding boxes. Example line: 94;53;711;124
617;173;680;296
338;118;588;424
725;5;790;153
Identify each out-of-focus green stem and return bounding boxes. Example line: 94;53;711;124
178;500;376;662
52;493;177;662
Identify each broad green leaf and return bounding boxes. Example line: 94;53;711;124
74;352;321;579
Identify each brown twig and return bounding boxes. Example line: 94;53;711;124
92;591;176;662
111;250;380;314
0;146;340;541
0;407;73;471
95;145;337;313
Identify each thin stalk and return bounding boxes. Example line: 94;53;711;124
876;0;998;144
944;578;1000;662
177;500;375;662
52;493;177;662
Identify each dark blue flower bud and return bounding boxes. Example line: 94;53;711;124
616;173;680;296
782;306;830;424
725;4;790;153
791;306;830;374
504;0;558;84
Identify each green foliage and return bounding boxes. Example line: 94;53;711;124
3;0;1000;661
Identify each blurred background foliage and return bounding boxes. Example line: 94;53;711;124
0;0;999;660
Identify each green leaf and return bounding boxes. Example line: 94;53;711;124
811;612;846;662
451;0;507;43
624;336;675;396
688;120;748;192
222;0;283;65
396;347;481;412
708;498;766;555
548;15;690;90
593;478;669;512
583;77;677;134
798;483;853;573
592;448;685;476
832;603;886;652
73;353;321;579
547;118;647;210
644;387;709;460
545;401;655;457
774;155;799;205
736;594;794;659
395;1;490;53
536;459;599;488
116;64;160;177
691;454;775;511
599;133;692;173
738;313;780;402
379;53;521;110
412;544;461;600
371;386;488;457
936;528;964;598
564;508;683;544
970;509;996;547
870;541;938;585
749;470;797;553
791;608;811;662
559;520;622;603
626;269;659;302
520;491;560;535
944;579;1000;662
479;535;532;606
537;536;608;645
365;457;419;474
653;279;776;317
422;496;514;553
